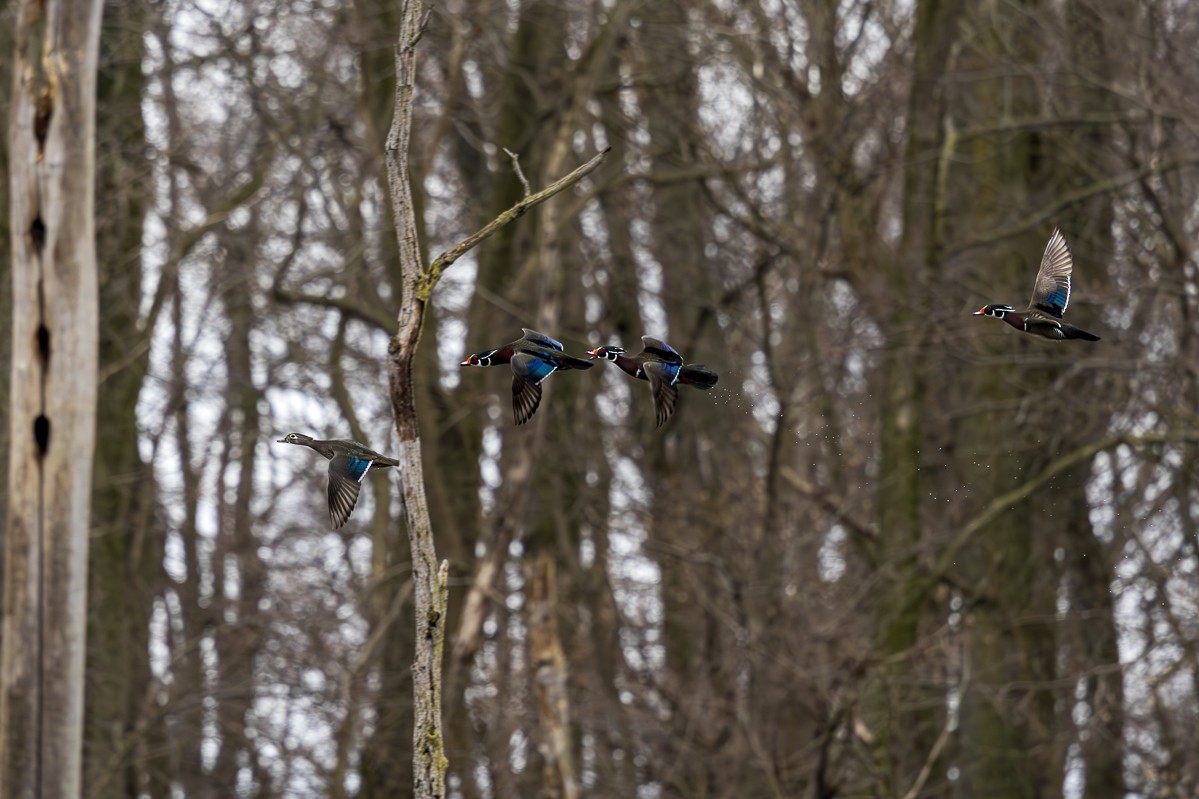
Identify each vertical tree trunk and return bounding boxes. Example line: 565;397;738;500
210;255;269;796
1050;3;1132;790
3;0;104;795
526;555;579;799
85;2;162;794
384;4;451;795
950;4;1059;793
383;3;606;793
0;5;12;533
869;0;962;791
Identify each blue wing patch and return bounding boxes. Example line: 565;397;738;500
330;453;372;487
515;356;557;385
346;455;370;481
660;362;682;385
1040;287;1069;317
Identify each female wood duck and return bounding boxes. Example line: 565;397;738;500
973;228;1100;341
588;336;719;427
460;328;595;425
276;433;398;529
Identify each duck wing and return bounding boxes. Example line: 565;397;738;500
1029;228;1073;319
643;361;681;427
510;352;558;425
327;453;371;528
521;328;565;352
640;336;684;364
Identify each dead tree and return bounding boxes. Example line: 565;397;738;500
2;0;105;796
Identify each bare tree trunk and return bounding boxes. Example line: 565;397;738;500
383;5;452;795
384;3;608;792
2;0;104;795
0;6;12;534
210;246;269;797
526;555;579;799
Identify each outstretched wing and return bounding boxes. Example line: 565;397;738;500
521;328;565;352
1029;228;1073;319
511;352;557;425
639;336;683;364
327;453;371;528
643;361;681;427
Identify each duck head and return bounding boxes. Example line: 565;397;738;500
587;345;626;361
973;304;1015;319
461;349;499;367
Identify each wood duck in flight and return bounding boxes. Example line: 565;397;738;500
276;433;398;529
588;336;719;427
972;228;1100;341
460;328;595;425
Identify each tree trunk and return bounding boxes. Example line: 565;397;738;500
84;2;162;795
0;3;12;535
869;0;962;792
3;0;104;795
526;555;579;799
384;4;451;794
210;242;269;796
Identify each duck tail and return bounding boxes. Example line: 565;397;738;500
1065;326;1100;342
679;364;719;389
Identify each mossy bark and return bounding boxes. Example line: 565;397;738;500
867;1;963;792
83;3;170;796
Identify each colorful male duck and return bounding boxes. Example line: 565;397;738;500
276;433;398;529
460;328;595;425
973;228;1100;341
588;336;719;427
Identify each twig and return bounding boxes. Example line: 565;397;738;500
416;146;611;300
503;147;532;197
901;653;968;799
780;466;879;545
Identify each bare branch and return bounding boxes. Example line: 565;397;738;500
272;286;397;333
948;157;1199;257
417;146;611;300
901;656;968;799
931;429;1199;582
955;112;1148;144
780;466;879;548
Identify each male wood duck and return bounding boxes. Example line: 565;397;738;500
973;228;1100;341
276;433;398;529
460;328;595;425
588;336;719;427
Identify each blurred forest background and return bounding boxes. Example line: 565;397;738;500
3;0;1199;796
